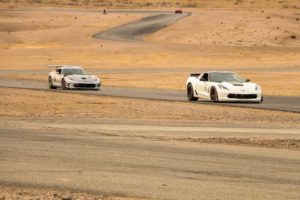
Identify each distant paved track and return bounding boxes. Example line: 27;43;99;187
93;12;190;41
0;8;189;42
1;78;300;113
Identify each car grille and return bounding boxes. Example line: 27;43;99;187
74;83;96;88
228;94;257;99
233;84;244;86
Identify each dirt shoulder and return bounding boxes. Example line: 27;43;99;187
1;119;299;200
1;0;300;9
1;87;300;126
0;185;148;200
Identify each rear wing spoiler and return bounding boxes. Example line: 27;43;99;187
48;64;66;69
190;73;201;77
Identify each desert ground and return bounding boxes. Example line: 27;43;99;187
0;2;300;95
0;0;300;199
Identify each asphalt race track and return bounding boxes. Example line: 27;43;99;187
1;119;300;200
1;77;300;113
93;12;190;41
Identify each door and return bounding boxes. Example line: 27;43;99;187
195;73;208;98
53;68;63;87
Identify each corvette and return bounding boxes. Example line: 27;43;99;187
175;9;183;14
48;65;101;90
186;71;263;103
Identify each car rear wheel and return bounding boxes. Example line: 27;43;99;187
210;87;219;103
187;83;198;101
48;77;56;89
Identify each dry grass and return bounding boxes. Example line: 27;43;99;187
0;185;147;200
1;88;300;126
131;135;300;151
1;0;300;9
147;11;300;48
0;7;300;96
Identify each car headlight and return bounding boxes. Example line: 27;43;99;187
67;77;74;81
218;84;229;90
255;85;260;91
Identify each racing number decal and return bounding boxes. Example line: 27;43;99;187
204;84;210;93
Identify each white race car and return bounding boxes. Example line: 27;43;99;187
186;71;263;103
48;65;101;90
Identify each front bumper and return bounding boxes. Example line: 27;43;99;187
66;82;101;90
217;90;262;102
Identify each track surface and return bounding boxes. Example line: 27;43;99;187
1;119;300;200
1;78;300;113
93;12;190;41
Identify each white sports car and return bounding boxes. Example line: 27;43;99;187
48;65;101;90
186;71;263;103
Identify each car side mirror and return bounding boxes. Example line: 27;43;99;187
200;78;207;82
245;79;250;82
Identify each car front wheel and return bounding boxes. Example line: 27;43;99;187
210;87;219;103
61;79;67;90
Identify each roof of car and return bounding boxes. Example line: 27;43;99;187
48;64;83;69
59;65;83;69
205;71;233;74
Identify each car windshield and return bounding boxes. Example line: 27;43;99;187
62;68;87;75
208;72;245;83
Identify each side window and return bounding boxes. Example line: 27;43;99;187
201;73;208;81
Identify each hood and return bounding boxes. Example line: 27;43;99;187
220;82;258;92
66;75;99;83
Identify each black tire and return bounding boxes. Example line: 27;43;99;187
210;87;219;103
187;83;198;101
48;77;56;89
61;79;67;90
261;95;264;102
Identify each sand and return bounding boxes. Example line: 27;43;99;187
0;185;147;200
1;0;300;9
1;87;299;126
